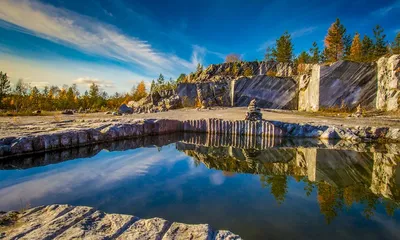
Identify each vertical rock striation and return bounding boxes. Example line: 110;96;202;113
377;55;400;111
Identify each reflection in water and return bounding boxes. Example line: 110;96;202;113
0;133;399;239
176;138;400;223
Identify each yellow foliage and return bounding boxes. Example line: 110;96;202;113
266;70;277;77
350;33;362;62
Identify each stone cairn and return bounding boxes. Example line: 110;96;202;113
245;99;262;121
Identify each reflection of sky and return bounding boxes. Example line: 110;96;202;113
0;144;399;240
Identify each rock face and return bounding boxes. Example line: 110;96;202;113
0;204;241;240
377;55;400;111
298;64;320;111
319;61;377;110
233;75;297;109
179;57;399;111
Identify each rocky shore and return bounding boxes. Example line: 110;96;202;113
1;117;400;158
0;204;240;240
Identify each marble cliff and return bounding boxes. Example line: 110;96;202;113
177;55;400;111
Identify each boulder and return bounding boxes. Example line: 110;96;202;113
118;104;133;114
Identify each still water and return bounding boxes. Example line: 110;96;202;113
0;134;399;239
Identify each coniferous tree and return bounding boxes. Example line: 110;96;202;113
361;35;374;62
309;42;320;64
0;71;11;107
373;25;388;59
391;32;400;54
176;73;186;83
272;31;293;62
323;18;346;62
196;63;203;73
157;74;165;86
350;33;362;62
343;34;352;60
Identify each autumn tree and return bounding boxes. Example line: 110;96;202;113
373;25;388;59
0;71;11;107
310;41;320;64
272;31;293;62
391;32;400;54
132;80;147;101
225;53;241;63
323;18;346;62
361;35;374;62
350;33;362;62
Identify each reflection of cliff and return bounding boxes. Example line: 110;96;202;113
177;142;400;222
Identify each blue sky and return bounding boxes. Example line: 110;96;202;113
0;0;399;93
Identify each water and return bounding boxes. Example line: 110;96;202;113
0;134;399;239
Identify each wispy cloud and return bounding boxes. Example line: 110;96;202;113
372;1;400;16
291;26;318;38
74;77;115;88
257;40;275;52
0;0;198;76
28;81;50;89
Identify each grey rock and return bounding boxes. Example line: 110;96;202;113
118;104;133;114
162;222;213;240
320;127;340;139
1;205;240;240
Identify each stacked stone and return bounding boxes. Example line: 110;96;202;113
245;99;262;121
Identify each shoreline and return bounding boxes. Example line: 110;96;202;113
1;117;400;159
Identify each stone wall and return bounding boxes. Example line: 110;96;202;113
177;81;231;107
376;55;400;111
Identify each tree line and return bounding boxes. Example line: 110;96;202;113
0;72;149;113
263;19;400;65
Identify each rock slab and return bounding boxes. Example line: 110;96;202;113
0;205;241;240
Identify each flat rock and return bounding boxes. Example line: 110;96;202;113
1;205;240;240
162;222;213;240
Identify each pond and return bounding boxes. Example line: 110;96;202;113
0;134;399;240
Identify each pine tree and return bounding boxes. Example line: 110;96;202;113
350;33;362;62
361;35;374;62
309;41;320;64
373;25;388;59
323;18;346;62
0;71;11;107
343;34;352;60
272;31;293;62
176;73;186;83
157;74;165;86
150;80;155;92
391;32;400;54
196;63;203;73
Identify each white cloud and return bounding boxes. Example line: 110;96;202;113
73;77;115;88
291;26;317;38
258;40;275;52
28;81;50;89
372;2;400;16
0;0;199;76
